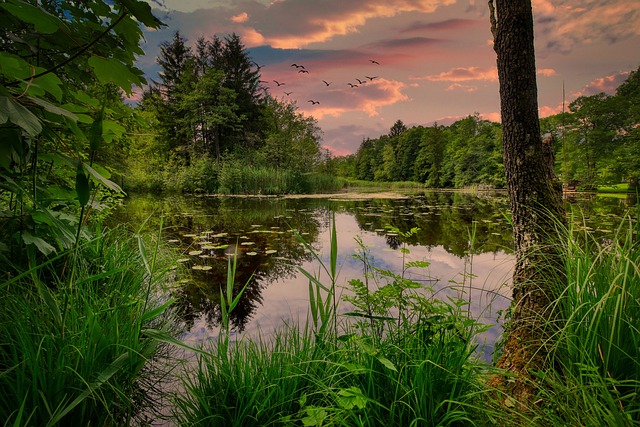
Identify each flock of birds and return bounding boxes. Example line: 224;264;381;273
257;59;382;106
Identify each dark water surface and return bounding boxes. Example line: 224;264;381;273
111;190;634;357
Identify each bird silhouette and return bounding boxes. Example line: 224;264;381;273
369;59;380;65
365;76;378;81
284;91;293;96
273;80;285;86
348;83;358;88
252;61;264;70
356;78;365;84
308;100;320;104
291;63;305;69
298;69;309;74
322;80;332;86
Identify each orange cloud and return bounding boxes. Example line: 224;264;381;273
537;68;556;77
264;0;456;48
231;12;249;23
576;71;631;97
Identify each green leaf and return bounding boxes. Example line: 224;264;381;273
119;0;164;28
83;163;124;193
0;0;68;34
88;56;141;94
76;163;90;206
301;407;327;426
336;386;367;410
377;356;397;372
89;107;104;152
0;96;42;136
22;231;56;256
26;97;77;120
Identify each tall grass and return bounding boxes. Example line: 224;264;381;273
173;220;487;426
534;209;640;426
0;225;179;426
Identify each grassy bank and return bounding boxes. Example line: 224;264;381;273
0;227;179;426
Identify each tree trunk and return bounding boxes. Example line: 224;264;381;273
489;0;565;403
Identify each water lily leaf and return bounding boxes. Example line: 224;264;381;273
246;251;257;256
177;258;189;263
240;241;255;246
265;249;277;254
0;96;42;136
188;250;203;256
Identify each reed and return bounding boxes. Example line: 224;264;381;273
0;225;178;426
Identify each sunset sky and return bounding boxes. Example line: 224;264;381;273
138;0;640;156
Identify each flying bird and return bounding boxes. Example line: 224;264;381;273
356;78;366;84
291;63;305;69
365;76;378;81
369;59;380;65
252;61;264;70
348;83;358;88
322;80;332;86
298;69;309;74
308;100;320;104
284;91;293;96
273;80;285;86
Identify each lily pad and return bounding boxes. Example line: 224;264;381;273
240;241;255;246
188;250;203;256
265;249;277;255
246;251;258;256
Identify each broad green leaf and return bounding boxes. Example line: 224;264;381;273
89;107;104;152
336;386;367;410
0;96;42;136
301;407;327;427
102;119;126;142
88;56;141;94
0;0;68;34
26;97;77;120
22;231;56;256
76;163;90;206
0;52;32;79
29;72;64;101
83;163;123;193
119;0;164;28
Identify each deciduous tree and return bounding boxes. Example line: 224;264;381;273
489;0;565;402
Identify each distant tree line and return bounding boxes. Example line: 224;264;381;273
128;32;329;193
331;68;640;189
331;115;505;188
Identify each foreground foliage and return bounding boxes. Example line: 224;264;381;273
0;227;177;426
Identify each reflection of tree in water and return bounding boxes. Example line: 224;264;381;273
113;194;328;332
347;192;514;257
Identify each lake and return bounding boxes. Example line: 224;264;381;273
111;190;635;359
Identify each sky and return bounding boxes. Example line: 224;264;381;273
137;0;640;156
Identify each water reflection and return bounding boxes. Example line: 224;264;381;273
111;191;633;352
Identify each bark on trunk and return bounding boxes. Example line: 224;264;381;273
489;0;565;403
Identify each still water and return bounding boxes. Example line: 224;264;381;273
112;190;634;357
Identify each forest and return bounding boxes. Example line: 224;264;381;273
1;0;639;425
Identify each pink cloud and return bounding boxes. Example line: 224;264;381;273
418;66;498;82
537;68;556;77
576;71;631;97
